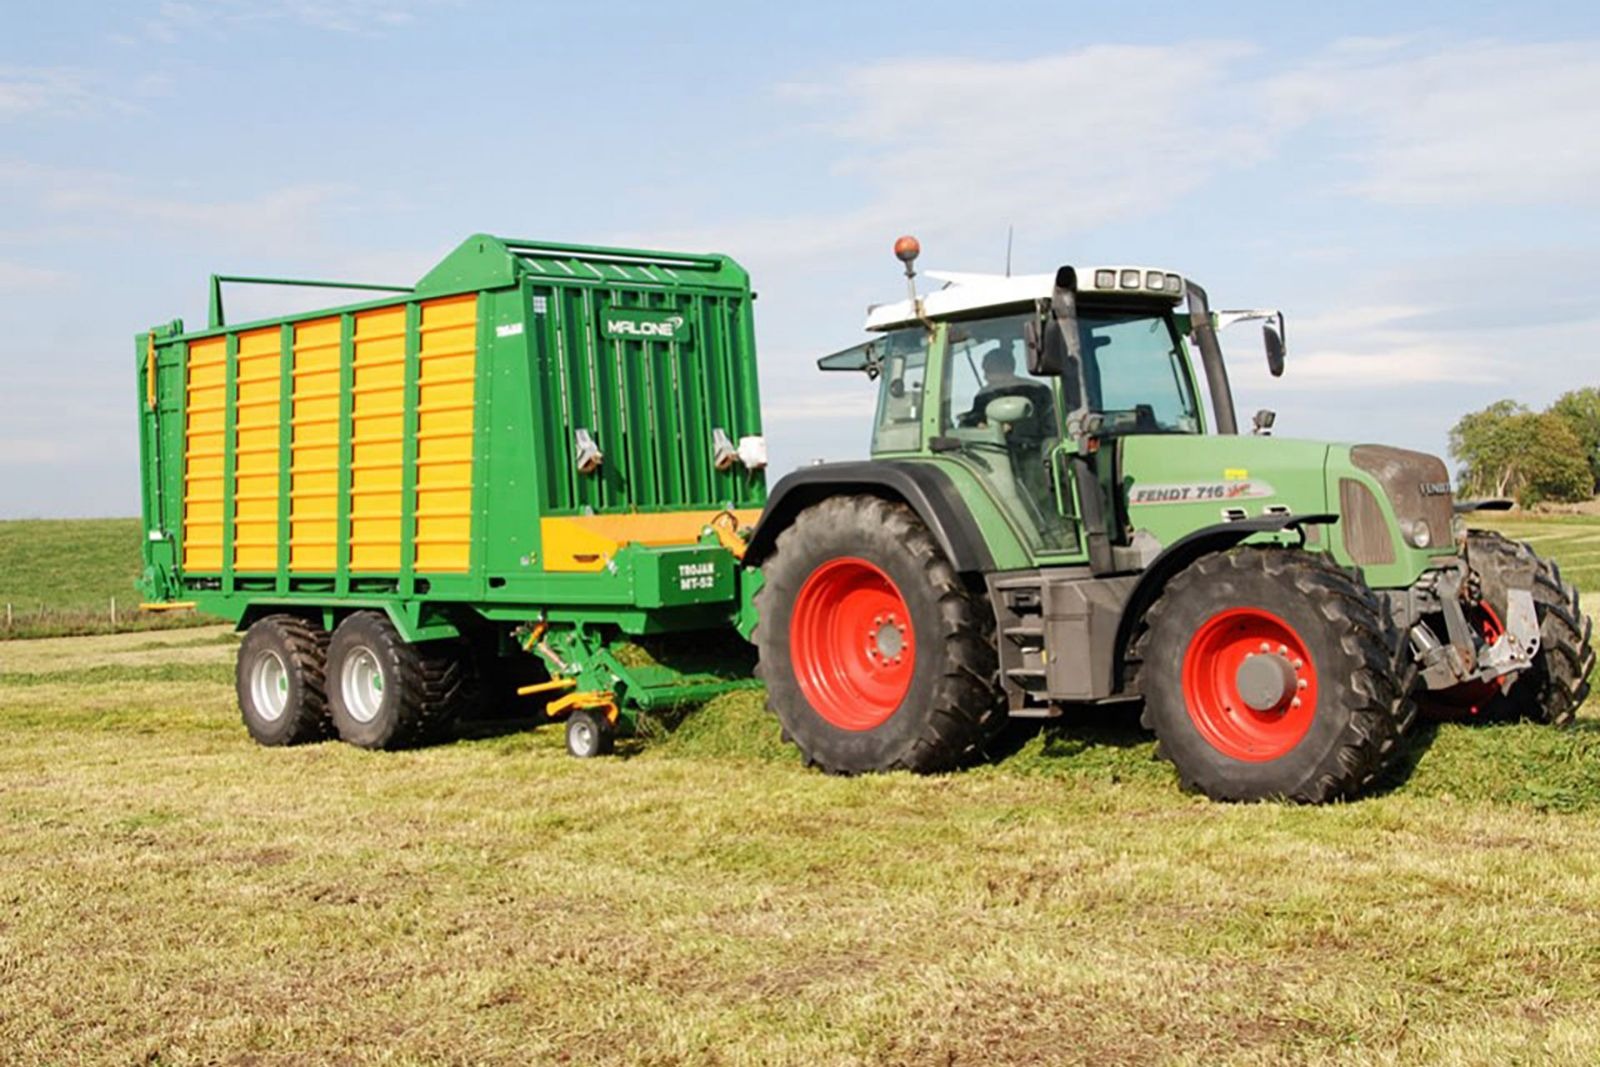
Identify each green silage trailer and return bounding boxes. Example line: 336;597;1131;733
137;234;768;753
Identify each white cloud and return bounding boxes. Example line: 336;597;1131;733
1266;39;1600;205
0;162;351;256
0;261;70;289
0;67;117;121
758;390;877;422
1262;345;1499;388
123;0;449;42
731;45;1267;262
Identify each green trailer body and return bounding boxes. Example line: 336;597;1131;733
137;234;768;724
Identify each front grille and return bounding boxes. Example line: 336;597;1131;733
1340;478;1396;565
1351;444;1453;549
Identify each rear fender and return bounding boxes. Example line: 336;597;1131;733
743;462;995;576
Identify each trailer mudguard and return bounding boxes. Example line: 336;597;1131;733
744;461;995;575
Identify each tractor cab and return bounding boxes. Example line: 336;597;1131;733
818;239;1287;570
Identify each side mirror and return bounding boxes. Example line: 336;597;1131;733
1264;313;1285;378
1251;408;1276;435
985;395;1033;425
1027;319;1074;376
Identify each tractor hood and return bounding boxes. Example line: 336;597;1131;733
1119;435;1454;589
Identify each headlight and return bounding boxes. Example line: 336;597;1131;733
1404;519;1432;549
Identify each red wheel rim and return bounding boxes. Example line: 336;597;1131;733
1180;607;1318;762
790;557;915;731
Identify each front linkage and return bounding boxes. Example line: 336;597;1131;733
1394;529;1593;724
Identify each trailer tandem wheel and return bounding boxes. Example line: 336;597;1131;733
326;611;477;750
236;614;332;746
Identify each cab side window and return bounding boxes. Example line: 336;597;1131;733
871;329;929;453
943;315;1057;445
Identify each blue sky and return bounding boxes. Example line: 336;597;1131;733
4;1;1600;517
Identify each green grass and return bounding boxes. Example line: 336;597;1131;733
0;518;217;639
3;516;1600;1063
1485;514;1600;591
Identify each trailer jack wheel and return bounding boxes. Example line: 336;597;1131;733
565;708;616;759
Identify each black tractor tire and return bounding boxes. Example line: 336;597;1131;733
1466;530;1594;725
236;614;331;746
1136;548;1412;803
326;611;478;750
754;494;1004;775
565;708;616;759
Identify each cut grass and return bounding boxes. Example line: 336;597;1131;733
3;516;1600;1063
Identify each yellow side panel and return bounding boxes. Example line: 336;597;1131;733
540;509;765;572
182;336;228;572
289;317;343;572
232;327;281;572
348;305;407;572
413;294;477;573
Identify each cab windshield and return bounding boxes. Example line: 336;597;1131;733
1078;310;1201;435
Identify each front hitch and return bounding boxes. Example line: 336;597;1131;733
1409;566;1540;691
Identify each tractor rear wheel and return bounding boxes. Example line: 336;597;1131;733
1138;548;1411;802
236;614;331;746
754;494;1004;775
1463;530;1594;725
326;611;478;750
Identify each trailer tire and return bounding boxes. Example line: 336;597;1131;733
755;494;1004;775
327;611;477;750
237;614;331;746
1466;530;1594;726
565;708;616;759
1136;547;1411;802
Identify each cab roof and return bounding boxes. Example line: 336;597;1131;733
864;265;1185;331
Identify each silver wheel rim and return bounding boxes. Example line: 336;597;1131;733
250;650;290;723
571;718;594;755
340;646;385;724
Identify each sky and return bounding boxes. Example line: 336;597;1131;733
4;0;1600;518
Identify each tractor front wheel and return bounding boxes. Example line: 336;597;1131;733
755;495;1004;775
1138;548;1411;802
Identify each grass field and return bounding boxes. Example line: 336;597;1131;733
3;518;1600;1064
0;519;216;639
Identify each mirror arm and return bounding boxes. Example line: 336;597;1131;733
1050;267;1084;364
1186;281;1238;435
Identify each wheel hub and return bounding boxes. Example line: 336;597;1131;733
1235;651;1298;712
250;650;290;723
870;615;906;661
340;646;385;724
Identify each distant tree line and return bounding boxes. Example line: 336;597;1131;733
1449;388;1600;507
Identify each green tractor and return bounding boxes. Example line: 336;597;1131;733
744;238;1594;801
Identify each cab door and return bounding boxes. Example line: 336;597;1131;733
937;314;1083;560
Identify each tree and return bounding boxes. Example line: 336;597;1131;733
1450;400;1529;499
1549;387;1600;490
1449;401;1592;507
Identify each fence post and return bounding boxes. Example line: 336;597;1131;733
4;602;10;630
111;596;118;628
